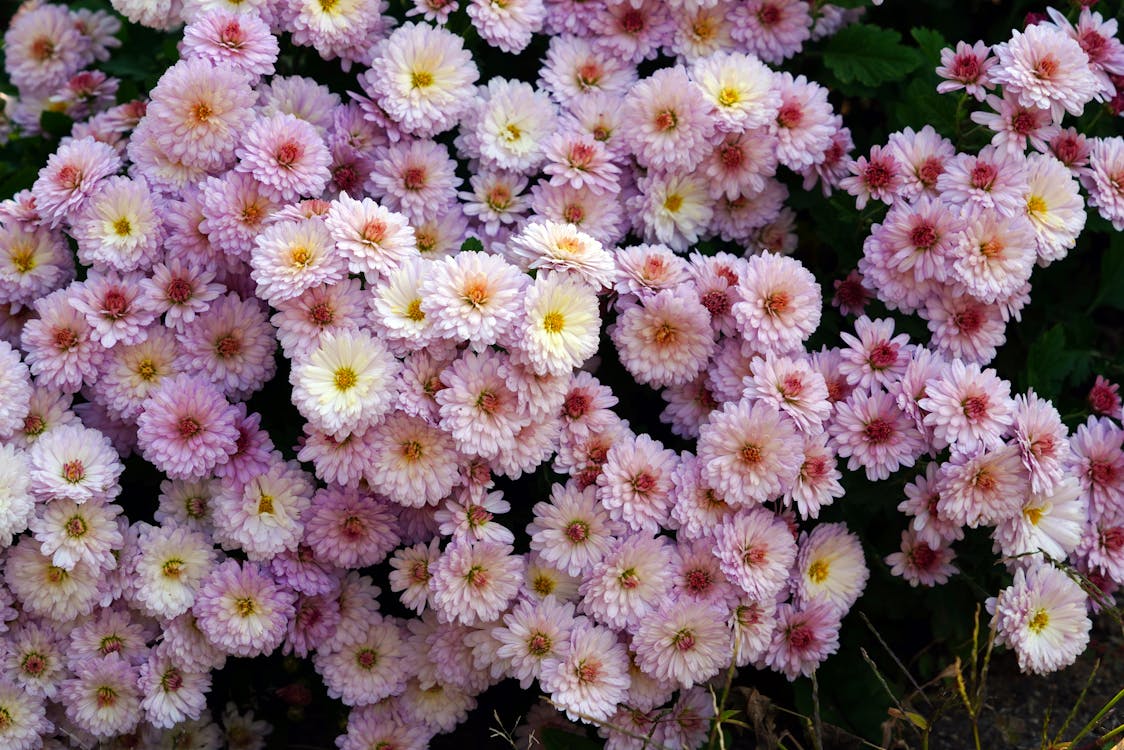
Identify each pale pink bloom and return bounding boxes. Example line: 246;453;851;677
951;210;1037;304
937;444;1030;528
971;92;1061;156
430;540;523;626
702;128;779;201
784;432;845;520
923;292;1008;366
1080;137;1124;231
631;170;714;252
743;353;832;435
937;40;998;100
325;192;417;282
713;507;796;601
1046;7;1124;98
1012;390;1073;495
697;398;804;506
541;130;622;197
733;251;821;353
622;66;716;173
768;73;836;171
467;0;545;54
938;146;1030;218
994;478;1086;565
729;0;812;64
420;251;527;351
591;0;673;64
886;529;959;587
1023;152;1086;265
611;288;715;389
633;599;732;688
919;360;1015;454
437;349;531;460
840;145;904;210
471;78;556;173
578;533;673;630
538;34;636;104
829;387;925;481
540;623;631;723
765;601;841;680
993;23;1100;120
509;220;615;289
839;316;914;391
886;125;956;201
1069;416;1124;519
596;434;678;534
899;463;965;548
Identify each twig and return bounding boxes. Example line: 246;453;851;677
1053;659;1101;744
1067;686;1124;748
810;671;824;750
859;611;929;704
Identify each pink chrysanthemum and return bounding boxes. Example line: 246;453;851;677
611;288;715;389
0;223;74;308
437;349;530;460
887;529;959;587
492;596;577;688
144;57;257;172
713;508;797;601
61;654;142;738
430;539;523;626
28;423;122;504
765;601;841;680
129;523;217;620
1081;137;1124;231
272;277;366;361
72;176;163;273
595;434;678;535
794;523;869;615
194;559;297;658
995;478;1085;565
68;270;159;348
30;496;123;572
314;618;410;707
951;210;1037;304
919;360;1015;454
697;398;804;507
937;40;998;100
938;146;1030;218
923;293;1008;366
213;460;314;560
176;292;278;401
992;23;1100;120
140;258;225;333
579;533;673;630
250;218;345;306
829;387;925;481
633;599;732;688
366;410;461;508
138;647;211;729
235;113;332;203
540;623;631;723
937;444;1030;528
0;677;52;750
1070;416;1124;519
136;374;240;480
768;73;836;172
744;353;832;435
31;136;121;229
733;251;821;353
324;192;417;282
529;481;622;577
367;139;462;225
421;251;527;351
622;66;716;173
182;9;279;78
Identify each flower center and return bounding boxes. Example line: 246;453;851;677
685;568;712;593
356;648;379;670
476;390;500;415
619;9;644;33
402;166;426;190
62;459;86;484
100;636;124;655
618;567;640;589
788;624;813;650
258;493;274;514
235;597;256;617
868;342;898;370
1028;608;1050;633
162;558;185;578
96;686;118;708
910;222;938;249
739;443;763;464
776;102;803;129
21;652;46;676
411;70;434;89
654;110;678;132
275;142;301;168
103;289;129;318
334;367;358;391
162;667;184;692
214;333;241;358
763;290;791;316
863;418;894;444
113;217;132;237
533;574;555;597
757;3;781;25
178;417;202;439
672;628;696;652
807;559;830;584
528;632;552;656
65;515;88;538
969;162;997;190
742;546;766;565
542;311;565;333
962;394;988;421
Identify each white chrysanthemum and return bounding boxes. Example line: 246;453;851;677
993;477;1086;566
474;78;557;173
635;170;714;252
793;523;869;615
0;678;52;750
989;564;1091;675
992;23;1100;120
129;523;218;620
690;50;782;131
213;461;314;560
291;329;399;440
0;444;35;545
27;424;123;504
5;537;101;622
364;22;480;137
518;273;601;377
1023;153;1086;265
367;257;437;355
508;220;615;289
29;497;123;571
325;192;418;282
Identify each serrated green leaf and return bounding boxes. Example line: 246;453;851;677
460;237;484;253
910;27;947;65
824;24;922;88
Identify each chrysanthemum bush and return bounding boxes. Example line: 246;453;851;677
0;0;1122;748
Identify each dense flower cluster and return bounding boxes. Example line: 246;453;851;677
0;0;1120;748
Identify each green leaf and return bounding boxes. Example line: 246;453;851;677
39;110;73;139
891;77;958;135
824;24;923;88
540;727;603;750
1092;232;1124;311
910;27;947;65
1026;324;1070;398
460;237;484;253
